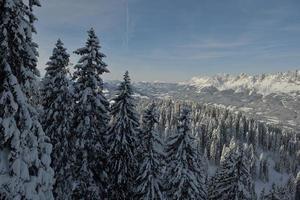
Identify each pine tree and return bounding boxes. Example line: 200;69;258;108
260;189;266;200
245;144;257;179
275;145;289;173
296;172;300;200
16;0;41;103
196;143;209;198
106;71;140;199
40;39;70;109
71;28;110;199
165;107;206;200
208;140;256;200
259;153;269;182
0;0;54;199
285;176;296;200
210;126;222;165
134;102;165;200
261;184;282;200
277;186;292;200
40;39;74;199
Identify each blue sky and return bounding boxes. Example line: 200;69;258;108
35;0;300;82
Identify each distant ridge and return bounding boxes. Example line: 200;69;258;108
187;70;300;95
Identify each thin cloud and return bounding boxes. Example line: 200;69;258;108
178;38;252;49
281;25;300;32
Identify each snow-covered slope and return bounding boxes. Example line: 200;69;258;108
106;70;300;132
187;70;300;95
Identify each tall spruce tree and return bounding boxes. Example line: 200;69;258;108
106;71;140;199
0;0;54;199
208;140;256;200
285;176;296;200
165;107;206;200
40;39;74;199
259;153;269;182
17;0;41;104
197;143;209;198
71;28;110;199
296;172;300;200
210;126;222;165
245;144;257;179
134;102;165;200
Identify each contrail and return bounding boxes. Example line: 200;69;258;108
125;0;129;49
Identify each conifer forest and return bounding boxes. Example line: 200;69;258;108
0;0;299;199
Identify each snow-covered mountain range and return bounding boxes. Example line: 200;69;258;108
187;70;300;95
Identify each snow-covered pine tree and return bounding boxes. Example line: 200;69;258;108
285;176;296;200
165;107;206;200
276;185;292;200
40;39;70;109
210;126;222;165
275;145;291;173
134;102;165;200
196;142;208;198
71;28;110;199
19;0;41;105
106;71;140;199
208;139;256;200
259;153;269;182
260;189;266;200
296;172;300;200
245;144;257;179
260;184;282;200
40;39;74;199
0;0;54;199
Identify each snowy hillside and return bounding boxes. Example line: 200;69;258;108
187;70;300;95
3;0;300;198
105;70;300;132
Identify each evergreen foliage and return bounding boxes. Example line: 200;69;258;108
134;102;165;200
260;184;292;200
0;0;54;199
40;39;73;199
165;107;207;200
296;172;300;200
208;139;256;200
1;1;299;198
71;28;110;199
106;71;140;199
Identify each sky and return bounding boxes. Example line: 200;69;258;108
35;0;300;82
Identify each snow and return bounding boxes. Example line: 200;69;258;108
132;93;150;99
188;70;300;95
118;70;300;132
0;148;10;175
254;159;290;195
